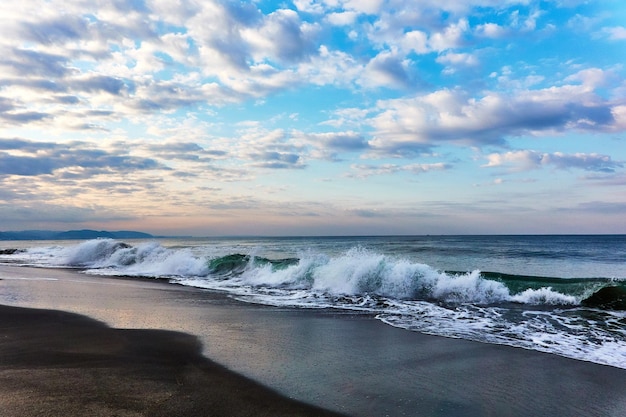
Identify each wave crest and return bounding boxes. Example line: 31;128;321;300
234;247;576;306
9;239;587;307
63;239;133;267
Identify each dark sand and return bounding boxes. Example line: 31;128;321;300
0;304;344;417
1;265;626;417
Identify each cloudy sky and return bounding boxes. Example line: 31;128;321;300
0;0;625;236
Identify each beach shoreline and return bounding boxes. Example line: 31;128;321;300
1;265;626;416
0;303;346;417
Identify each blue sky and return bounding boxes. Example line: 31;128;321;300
0;0;625;236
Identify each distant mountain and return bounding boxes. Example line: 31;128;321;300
0;229;154;241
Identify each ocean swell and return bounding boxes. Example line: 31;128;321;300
206;247;582;307
4;239;607;307
2;238;626;369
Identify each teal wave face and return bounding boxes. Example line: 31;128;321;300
207;254;250;276
479;271;626;310
202;252;626;309
207;254;299;277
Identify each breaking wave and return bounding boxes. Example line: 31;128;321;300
2;238;625;369
6;239;620;308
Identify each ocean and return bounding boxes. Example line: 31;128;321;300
1;234;625;369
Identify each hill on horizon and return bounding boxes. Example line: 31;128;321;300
0;229;154;240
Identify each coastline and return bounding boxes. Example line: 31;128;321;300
0;304;345;417
1;265;626;416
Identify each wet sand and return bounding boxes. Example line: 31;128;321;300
0;304;344;417
1;265;626;416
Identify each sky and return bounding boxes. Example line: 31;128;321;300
0;0;625;236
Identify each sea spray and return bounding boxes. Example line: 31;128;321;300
2;236;626;369
235;247;573;306
57;239;209;277
62;239;133;267
510;287;578;305
4;239;594;306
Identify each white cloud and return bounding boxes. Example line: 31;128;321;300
343;0;384;15
482;150;543;171
602;26;626;40
436;52;479;74
327;11;359;26
483;150;623;173
149;0;200;25
301;131;369;151
241;9;320;64
1;0;625;235
429;19;470;51
361;50;413;88
611;105;626;130
564;68;612;90
297;46;363;87
349;162;451;178
400;30;429;54
567;14;600;33
364;74;623;156
476;22;509;38
293;0;326;14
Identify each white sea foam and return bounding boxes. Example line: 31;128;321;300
76;240;209;277
8;240;580;306
3;238;625;369
62;239;134;267
510;287;578;305
229;247;576;307
377;306;626;369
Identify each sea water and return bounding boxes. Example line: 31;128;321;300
1;235;625;368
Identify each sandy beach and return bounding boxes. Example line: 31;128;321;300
1;264;626;417
0;303;345;417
